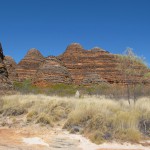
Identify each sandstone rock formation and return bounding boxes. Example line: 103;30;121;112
59;43;149;85
16;48;44;81
58;43;119;85
4;43;148;86
0;43;12;91
33;56;72;86
3;56;18;82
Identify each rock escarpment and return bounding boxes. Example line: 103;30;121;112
0;43;12;91
33;56;72;86
16;48;44;81
4;43;148;86
3;56;18;82
58;43;118;85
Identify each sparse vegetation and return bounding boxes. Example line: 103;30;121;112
36;113;53;126
116;48;148;104
13;79;150;105
0;94;150;144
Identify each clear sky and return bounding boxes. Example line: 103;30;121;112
0;0;150;65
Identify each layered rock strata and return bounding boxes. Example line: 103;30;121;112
16;48;44;81
33;56;72;86
4;56;18;82
5;43;148;86
58;43;119;85
59;43;148;85
82;72;107;85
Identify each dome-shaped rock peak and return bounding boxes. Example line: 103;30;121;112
4;56;17;66
25;48;44;58
63;43;84;55
33;56;72;87
16;48;45;81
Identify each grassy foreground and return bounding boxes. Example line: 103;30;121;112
0;94;150;144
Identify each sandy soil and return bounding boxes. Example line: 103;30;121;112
0;125;150;150
0;116;149;150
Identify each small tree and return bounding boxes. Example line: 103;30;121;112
117;48;148;104
143;72;150;83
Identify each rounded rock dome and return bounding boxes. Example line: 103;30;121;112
66;43;83;50
26;48;43;57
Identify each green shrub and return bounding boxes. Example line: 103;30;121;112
47;84;77;96
13;79;41;94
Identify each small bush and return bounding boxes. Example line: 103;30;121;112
112;111;139;130
0;98;4;114
139;118;150;137
36;113;53;126
13;79;41;94
2;106;27;116
115;129;141;142
88;131;105;144
0;98;4;108
27;110;38;122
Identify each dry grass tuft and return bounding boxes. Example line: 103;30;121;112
0;94;150;144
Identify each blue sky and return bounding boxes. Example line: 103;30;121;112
0;0;150;65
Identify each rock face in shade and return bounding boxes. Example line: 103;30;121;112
16;48;44;81
0;43;12;91
3;56;18;82
58;43;119;85
33;56;72;86
82;72;107;85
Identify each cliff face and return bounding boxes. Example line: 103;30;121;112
33;56;72;86
3;56;18;82
58;43;119;85
16;48;44;81
0;43;12;91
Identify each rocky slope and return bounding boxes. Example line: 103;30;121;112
3;56;18;82
16;48;45;81
2;43;148;86
0;43;12;91
33;56;72;86
58;43;148;85
58;43;119;85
